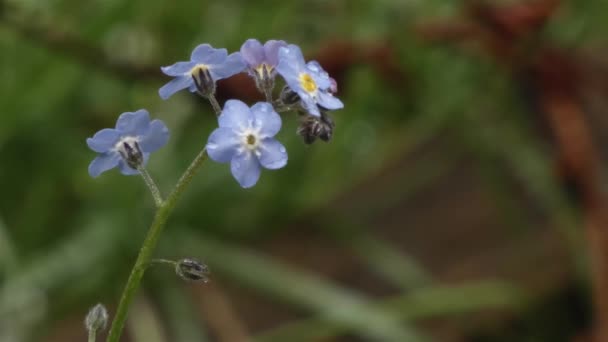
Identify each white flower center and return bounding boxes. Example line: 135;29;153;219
239;128;261;153
114;136;140;154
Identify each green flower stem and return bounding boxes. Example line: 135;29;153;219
88;330;97;342
106;148;209;342
137;166;163;207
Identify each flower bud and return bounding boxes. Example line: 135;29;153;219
297;111;335;144
175;258;210;283
85;303;108;334
279;85;300;106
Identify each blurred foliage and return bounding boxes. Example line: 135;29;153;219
1;0;608;341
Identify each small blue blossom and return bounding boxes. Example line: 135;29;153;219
276;44;344;116
159;44;246;100
240;39;287;79
206;100;287;188
87;110;169;177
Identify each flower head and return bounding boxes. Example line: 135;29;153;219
87;110;169;177
206;100;287;188
240;39;287;80
276;44;343;116
159;44;246;99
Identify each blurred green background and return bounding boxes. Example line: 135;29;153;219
1;0;608;341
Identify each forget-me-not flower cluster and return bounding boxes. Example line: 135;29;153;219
87;39;344;188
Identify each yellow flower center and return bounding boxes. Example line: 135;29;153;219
246;134;256;145
299;73;317;93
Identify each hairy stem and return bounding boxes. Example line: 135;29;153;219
137;166;163;207
106;148;209;342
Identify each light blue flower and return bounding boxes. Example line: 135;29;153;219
276;44;344;116
240;39;287;79
206;100;287;188
87;110;169;177
159;44;246;100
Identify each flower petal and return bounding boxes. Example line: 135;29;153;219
88;153;120;178
211;52;246;80
307;61;331;90
264;40;287;67
230;151;261;188
218;99;250;130
258;138;287;170
139;119;170;153
161;61;196;76
87;128;120;153
115;109;150;135
276;45;305;83
240;39;264;68
206;127;240;163
317;91;344;111
191;44;227;64
300;95;321;117
251;102;281;137
159;76;193;100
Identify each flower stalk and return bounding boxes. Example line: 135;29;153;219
137;166;163;207
106;148;208;342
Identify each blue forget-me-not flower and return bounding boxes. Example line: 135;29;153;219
206;100;287;188
87;110;169;177
159;44;245;99
276;44;344;117
240;39;286;81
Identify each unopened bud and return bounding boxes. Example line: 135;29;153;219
279;85;300;106
175;258;210;283
297;111;335;144
329;77;338;94
85;303;108;334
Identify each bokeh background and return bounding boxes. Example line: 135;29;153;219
2;0;608;341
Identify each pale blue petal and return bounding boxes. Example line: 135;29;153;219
115;109;150;135
159;76;193;100
139;120;169;153
301;96;321;117
264;40;287;67
211;52;246;80
206;127;239;163
88;153;120;178
218;100;250;130
317;91;344;110
276;45;305;82
240;39;264;68
191;44;227;64
307;61;331;90
230;151;261;188
160;61;196;76
258;138;287;170
251;102;281;137
87;129;120;153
